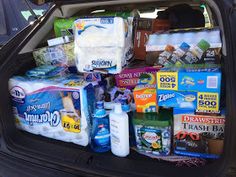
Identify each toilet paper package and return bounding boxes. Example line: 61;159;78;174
9;74;95;146
74;17;132;74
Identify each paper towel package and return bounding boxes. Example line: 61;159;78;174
9;74;95;146
74;17;132;74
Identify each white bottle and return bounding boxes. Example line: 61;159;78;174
109;103;130;157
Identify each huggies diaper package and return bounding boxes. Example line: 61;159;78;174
74;17;132;74
156;68;221;112
9;74;95;146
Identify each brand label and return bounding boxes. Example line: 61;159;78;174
91;59;113;68
24;110;60;127
157;72;178;90
10;86;26;103
158;93;175;102
197;92;219;111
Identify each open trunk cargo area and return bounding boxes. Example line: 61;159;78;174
0;0;235;177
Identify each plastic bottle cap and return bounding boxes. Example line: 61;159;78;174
197;39;210;52
165;45;175;52
114;103;122;114
96;101;104;109
180;42;190;51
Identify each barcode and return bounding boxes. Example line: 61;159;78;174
207;76;218;88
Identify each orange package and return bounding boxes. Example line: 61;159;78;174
133;73;158;113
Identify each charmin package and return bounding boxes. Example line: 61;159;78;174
115;66;161;90
74;17;132;74
133;109;172;156
146;28;222;65
33;42;75;67
174;108;225;158
156;67;221;112
9;74;95;146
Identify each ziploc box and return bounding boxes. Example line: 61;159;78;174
156;68;221;112
115;66;161;90
9;74;95;146
173;108;225;158
133;73;158;113
74;17;131;74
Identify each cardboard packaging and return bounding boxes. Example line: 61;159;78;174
133;73;158;113
156;68;221;112
146;28;222;65
115;66;161;90
134;18;170;60
173;108;225;158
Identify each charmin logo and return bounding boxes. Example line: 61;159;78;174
24;111;60;127
158;93;175;102
142;132;160;143
92;59;113;68
10;86;25;99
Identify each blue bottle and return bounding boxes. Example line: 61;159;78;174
91;101;111;152
120;96;136;147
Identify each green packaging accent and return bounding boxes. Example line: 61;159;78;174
197;39;210;52
133;109;172;127
54;17;78;37
92;11;132;19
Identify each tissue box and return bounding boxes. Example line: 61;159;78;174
156;68;221;112
9;74;95;146
74;17;130;74
115;66;161;90
173;108;225;158
133;73;158;113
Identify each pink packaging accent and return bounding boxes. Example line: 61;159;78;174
115;66;161;89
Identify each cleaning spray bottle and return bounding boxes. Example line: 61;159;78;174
91;101;110;152
109;103;129;157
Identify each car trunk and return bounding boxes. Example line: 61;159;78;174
0;0;235;177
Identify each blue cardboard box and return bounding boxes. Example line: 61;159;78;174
156;68;221;111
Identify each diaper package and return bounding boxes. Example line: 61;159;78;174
74;17;132;74
9;74;95;146
156;68;221;112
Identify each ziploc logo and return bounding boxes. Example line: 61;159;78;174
157;72;178;90
158;93;175;102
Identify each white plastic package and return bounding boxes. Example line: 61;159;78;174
74;17;133;74
9;75;95;146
